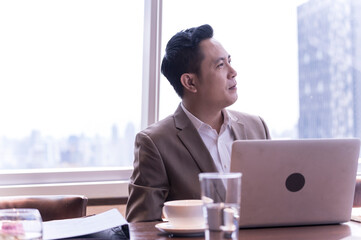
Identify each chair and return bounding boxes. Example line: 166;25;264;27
354;176;361;207
0;195;88;221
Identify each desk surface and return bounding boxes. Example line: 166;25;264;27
128;221;361;240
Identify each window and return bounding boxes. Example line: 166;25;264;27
160;0;361;170
160;0;361;143
0;0;144;170
0;0;146;197
1;0;360;197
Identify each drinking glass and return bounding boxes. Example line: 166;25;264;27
0;209;43;240
199;172;242;240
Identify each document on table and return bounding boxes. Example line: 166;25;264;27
352;207;361;223
43;208;128;240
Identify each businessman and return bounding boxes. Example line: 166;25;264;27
126;24;270;222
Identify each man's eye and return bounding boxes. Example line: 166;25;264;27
217;63;224;68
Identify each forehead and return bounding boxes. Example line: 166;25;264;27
199;38;228;63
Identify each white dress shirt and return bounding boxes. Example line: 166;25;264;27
181;103;235;173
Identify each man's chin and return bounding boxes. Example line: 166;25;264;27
224;96;238;108
229;95;238;105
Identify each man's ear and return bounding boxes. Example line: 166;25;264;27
180;73;197;93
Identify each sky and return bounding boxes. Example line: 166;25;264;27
0;0;144;139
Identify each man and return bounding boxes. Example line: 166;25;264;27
126;24;270;222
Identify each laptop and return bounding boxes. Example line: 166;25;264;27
230;138;361;228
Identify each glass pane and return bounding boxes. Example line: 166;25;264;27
160;0;361;141
0;0;144;169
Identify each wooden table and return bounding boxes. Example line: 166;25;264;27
128;221;361;240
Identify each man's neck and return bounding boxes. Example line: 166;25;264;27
182;101;224;133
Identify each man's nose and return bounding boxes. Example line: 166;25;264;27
228;65;237;79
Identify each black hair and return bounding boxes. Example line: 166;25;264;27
161;24;214;98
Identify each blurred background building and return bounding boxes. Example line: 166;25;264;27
297;0;361;138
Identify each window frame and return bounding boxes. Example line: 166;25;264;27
0;0;163;198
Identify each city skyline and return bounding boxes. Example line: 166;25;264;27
0;122;137;169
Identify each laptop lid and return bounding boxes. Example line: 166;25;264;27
230;138;361;228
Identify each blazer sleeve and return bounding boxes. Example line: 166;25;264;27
125;131;169;222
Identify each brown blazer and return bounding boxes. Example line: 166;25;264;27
125;105;270;222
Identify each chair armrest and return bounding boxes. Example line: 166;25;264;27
0;195;88;221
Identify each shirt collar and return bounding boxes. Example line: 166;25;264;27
181;103;232;130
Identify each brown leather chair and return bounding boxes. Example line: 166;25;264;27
0;195;88;221
354;176;361;207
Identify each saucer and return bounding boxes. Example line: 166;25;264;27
155;222;205;236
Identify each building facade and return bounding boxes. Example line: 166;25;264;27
297;0;361;138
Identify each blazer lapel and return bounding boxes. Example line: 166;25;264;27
229;112;247;140
173;105;218;173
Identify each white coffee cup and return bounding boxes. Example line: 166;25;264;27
162;199;205;228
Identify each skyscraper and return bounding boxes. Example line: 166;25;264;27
297;0;361;138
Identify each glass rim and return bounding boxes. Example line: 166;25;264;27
199;172;242;180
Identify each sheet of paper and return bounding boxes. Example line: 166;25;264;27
43;208;127;240
351;207;361;223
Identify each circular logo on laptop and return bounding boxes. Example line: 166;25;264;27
285;173;305;192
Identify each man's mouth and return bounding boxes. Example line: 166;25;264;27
229;84;237;90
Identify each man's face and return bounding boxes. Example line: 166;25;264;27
195;38;238;110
